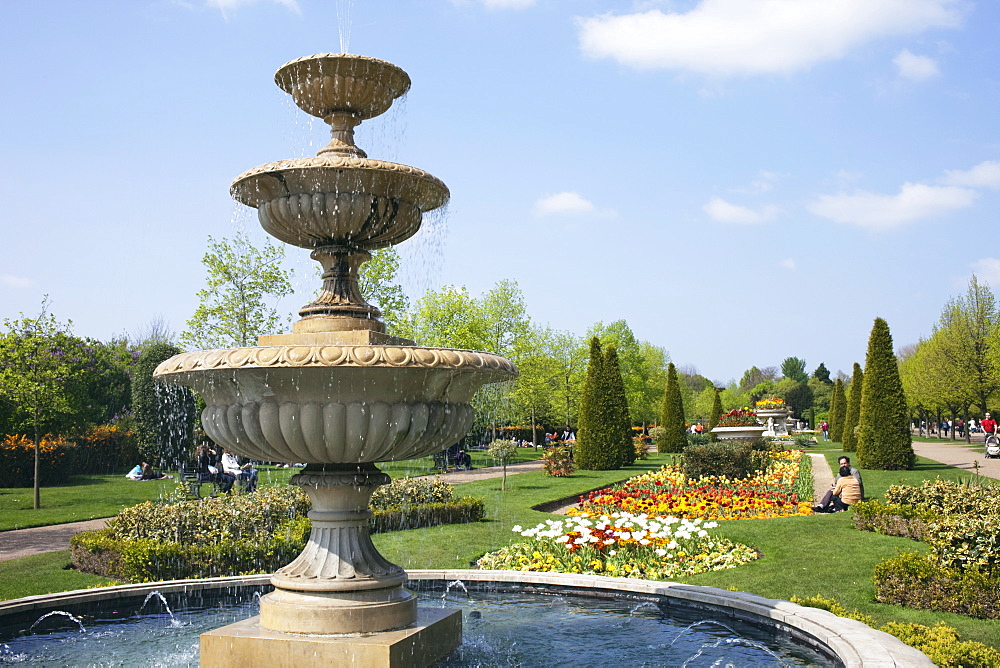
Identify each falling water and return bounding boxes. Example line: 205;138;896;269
629;601;660;615
681;637;789;668
336;0;353;54
443;580;468;598
139;591;181;627
27;611;85;634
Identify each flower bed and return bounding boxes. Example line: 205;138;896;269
476;512;757;579
715;408;760;427
575;450;813;520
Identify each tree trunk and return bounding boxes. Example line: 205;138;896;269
33;416;40;510
531;406;537;446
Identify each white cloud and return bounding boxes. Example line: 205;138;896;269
779;259;797;270
942;161;1000;190
576;0;962;76
893;49;940;81
734;170;783;194
703;197;777;224
479;0;536;8
972;259;1000;288
808;182;975;230
205;0;300;16
0;275;32;288
534;192;598;216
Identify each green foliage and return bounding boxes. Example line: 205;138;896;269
874;552;1000;620
680;442;768;480
842;363;864;452
885;478;1000;517
811;363;832;384
359;247;409;332
371;476;454;508
708;386;722;442
780;356;808;383
658;362;687;453
774;378;813;416
0;435;74;487
829;378;847;441
604;346;634;465
181;232;293;349
488;438;519;489
852;500;934;540
130;343;195;468
856;318;915;470
542;445;576;477
575;338;621;470
791;594;1000;668
925;514;1000;576
587;320;668;425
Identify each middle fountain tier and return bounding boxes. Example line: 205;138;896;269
154;53;516;666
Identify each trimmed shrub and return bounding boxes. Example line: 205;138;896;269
852;500;934;540
708;387;722;442
543;446;576;477
791;594;1000;667
874;552;1000;619
0;434;74;487
575;337;620;470
829;379;846;442
924;515;1000;576
372;476;453;508
633;436;650;461
856;318;914;469
604;347;634;466
681;442;768;481
370;497;485;533
71;424;140;474
884;478;1000;517
841;363;864;452
686;433;711;447
658;362;687;453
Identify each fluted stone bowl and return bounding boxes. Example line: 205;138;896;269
275;53;410;121
154;345;517;464
230;157;449;251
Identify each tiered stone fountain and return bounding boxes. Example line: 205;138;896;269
154;53;517;667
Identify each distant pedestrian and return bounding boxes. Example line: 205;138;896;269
821;421;829;441
981;413;997;442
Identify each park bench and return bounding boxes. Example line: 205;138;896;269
432;450;453;472
180;466;224;499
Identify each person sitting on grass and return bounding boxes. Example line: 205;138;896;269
222;449;258;493
813;465;862;513
838;455;864;500
140;462;171;480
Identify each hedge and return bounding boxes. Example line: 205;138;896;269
874;552;1000;620
851;500;934;541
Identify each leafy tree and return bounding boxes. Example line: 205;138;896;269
856;318;914;470
548;330;587;430
182;232;293;350
658;362;687;453
587;320;667;426
708;386;722;442
575;337;619;470
829;378;847;442
806;376;833;419
774;377;813;416
131;343;196;469
739;366;777;392
0;299;86;508
360;248;408;333
605;346;634;465
487;438;518;491
842;363;864;452
812;362;833;384
781;357;808;383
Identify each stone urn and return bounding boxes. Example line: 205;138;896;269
756;406;791;437
155;53;518;667
710;425;768;441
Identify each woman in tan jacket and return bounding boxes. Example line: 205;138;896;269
813;465;862;513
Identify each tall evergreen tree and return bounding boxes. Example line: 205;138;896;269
131;343;196;469
708;386;723;442
842;363;864;452
605;346;634;465
575;337;620;470
658;362;687;453
856;318;914;470
829;378;847;442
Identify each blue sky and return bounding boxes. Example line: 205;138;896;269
2;0;998;384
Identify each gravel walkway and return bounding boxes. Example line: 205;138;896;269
0;518;109;563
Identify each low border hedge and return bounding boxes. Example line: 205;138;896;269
874;552;1000;620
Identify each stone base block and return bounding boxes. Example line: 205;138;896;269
200;607;461;668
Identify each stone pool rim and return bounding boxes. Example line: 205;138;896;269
0;569;931;667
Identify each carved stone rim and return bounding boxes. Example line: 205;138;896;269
274;53;411;101
229;156;450;211
153;345;518;378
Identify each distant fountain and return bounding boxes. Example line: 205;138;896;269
154;53;517;666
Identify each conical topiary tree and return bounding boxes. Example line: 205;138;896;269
708;386;722;442
856;318;914;470
829;378;847;442
842;363;864;452
658;362;687;453
575;337;620;470
605;346;634;465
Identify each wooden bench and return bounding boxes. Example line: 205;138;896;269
180;466;224;499
432;451;452;472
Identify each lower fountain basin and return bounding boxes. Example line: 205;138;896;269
0;571;931;667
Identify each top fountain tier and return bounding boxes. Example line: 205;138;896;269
275;53;410;121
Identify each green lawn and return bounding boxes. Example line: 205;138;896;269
2;447;999;651
0;449;542;532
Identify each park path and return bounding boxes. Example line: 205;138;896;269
0;460;544;563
